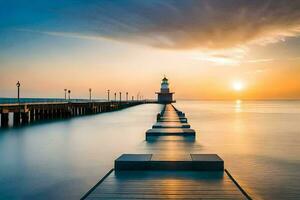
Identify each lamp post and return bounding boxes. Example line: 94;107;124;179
89;88;92;101
126;92;128;101
132;96;134;101
114;92;116;101
107;90;110;101
64;89;67;100
68;90;71;101
119;92;122;102
16;81;20;104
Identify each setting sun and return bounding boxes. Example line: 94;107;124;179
232;81;244;91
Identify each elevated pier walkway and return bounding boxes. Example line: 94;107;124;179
0;100;157;128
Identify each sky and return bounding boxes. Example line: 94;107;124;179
1;0;300;100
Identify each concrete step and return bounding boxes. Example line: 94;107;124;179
115;154;224;171
152;122;191;128
146;128;195;136
158;118;188;123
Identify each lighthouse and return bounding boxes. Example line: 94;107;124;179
156;76;175;104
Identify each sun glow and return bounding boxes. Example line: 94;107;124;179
232;81;244;91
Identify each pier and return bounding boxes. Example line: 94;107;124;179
81;103;252;200
0;100;156;128
146;104;195;140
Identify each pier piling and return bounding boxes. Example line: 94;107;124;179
1;113;9;127
13;112;20;126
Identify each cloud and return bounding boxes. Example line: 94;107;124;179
15;28;107;41
191;47;247;65
244;58;274;63
244;56;300;63
59;0;300;50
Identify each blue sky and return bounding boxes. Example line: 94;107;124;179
1;0;300;99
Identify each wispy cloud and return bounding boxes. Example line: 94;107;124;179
191;47;247;65
244;57;300;63
15;28;107;41
191;51;300;66
56;0;300;50
244;58;274;63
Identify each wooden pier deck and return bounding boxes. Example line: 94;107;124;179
82;103;252;200
82;153;251;200
83;170;250;200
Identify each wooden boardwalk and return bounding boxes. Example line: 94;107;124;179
82;104;252;200
83;170;250;200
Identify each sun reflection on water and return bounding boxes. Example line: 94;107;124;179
235;99;242;113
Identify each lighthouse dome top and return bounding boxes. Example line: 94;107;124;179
161;76;169;90
162;76;169;85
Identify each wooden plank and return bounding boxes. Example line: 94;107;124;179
84;170;249;200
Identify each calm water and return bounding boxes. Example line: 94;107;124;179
0;101;300;199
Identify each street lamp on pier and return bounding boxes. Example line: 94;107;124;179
119;92;122;102
68;90;71;101
16;81;20;104
89;88;92;101
64;89;67;100
107;90;110;101
114;92;116;101
126;92;128;101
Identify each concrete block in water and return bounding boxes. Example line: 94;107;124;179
152;122;191;128
191;154;224;171
114;154;152;170
146;128;195;137
115;154;224;171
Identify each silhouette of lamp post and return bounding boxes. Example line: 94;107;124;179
16;81;20;104
89;88;92;101
126;92;128;101
64;89;67;100
119;92;122;102
68;90;71;101
114;92;116;101
107;90;110;101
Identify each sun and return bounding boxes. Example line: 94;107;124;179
232;81;244;91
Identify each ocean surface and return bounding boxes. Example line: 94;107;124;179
0;100;299;199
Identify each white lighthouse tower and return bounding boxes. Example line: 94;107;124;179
156;76;175;104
